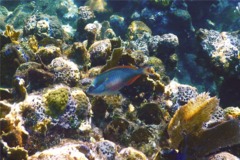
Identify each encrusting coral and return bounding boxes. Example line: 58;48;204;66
167;92;219;149
3;25;20;44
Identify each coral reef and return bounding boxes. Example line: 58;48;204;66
1;0;240;159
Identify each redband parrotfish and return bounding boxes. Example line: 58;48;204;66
86;66;154;95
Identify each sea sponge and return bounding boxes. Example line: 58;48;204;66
167;93;219;149
3;25;20;44
43;87;69;118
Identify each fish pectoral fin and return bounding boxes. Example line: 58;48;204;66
126;75;141;86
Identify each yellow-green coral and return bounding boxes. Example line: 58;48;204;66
167;93;219;149
3;25;20;44
28;35;38;52
43;87;69;118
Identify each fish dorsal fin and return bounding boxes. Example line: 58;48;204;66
103;65;138;73
126;75;141;86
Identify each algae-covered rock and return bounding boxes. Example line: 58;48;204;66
88;39;112;66
104;118;131;145
224;106;240;119
117;147;148;160
128;21;152;40
4;146;28;160
131;127;153;143
23;14;63;40
96;140;117;160
196;29;240;77
49;57;80;86
85;0;107;13
180;119;240;158
68;42;90;67
43;87;69;118
84;22;101;49
28;143;88;160
35;45;61;65
138;103;163;125
71;88;92;119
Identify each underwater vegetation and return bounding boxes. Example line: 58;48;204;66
0;0;240;160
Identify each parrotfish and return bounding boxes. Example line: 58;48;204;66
86;66;154;95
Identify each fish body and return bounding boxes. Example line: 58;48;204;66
86;66;153;95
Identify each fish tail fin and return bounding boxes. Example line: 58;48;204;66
142;66;155;75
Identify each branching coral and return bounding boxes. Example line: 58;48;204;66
167;93;219;149
3;25;20;44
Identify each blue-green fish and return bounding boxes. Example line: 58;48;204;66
86;66;154;95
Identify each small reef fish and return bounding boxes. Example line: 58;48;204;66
86;66;154;95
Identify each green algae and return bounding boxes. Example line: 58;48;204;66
44;88;69;118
